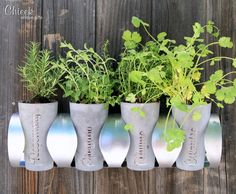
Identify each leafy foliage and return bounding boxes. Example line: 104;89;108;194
164;127;185;151
117;17;173;104
58;41;117;106
18;42;63;102
161;21;236;108
162;21;236;151
120;17;236;152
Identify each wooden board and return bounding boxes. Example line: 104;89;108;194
0;0;236;193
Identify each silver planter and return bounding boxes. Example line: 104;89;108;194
121;102;160;171
172;103;212;171
70;103;107;171
18;102;58;171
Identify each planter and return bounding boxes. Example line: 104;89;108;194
172;103;212;171
70;103;108;171
18;102;58;171
121;102;160;170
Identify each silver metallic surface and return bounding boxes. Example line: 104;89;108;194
204;115;222;168
99;114;130;167
8;113;25;167
8;113;222;170
47;114;77;167
152;116;182;167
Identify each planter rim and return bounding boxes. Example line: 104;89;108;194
172;102;212;110
69;102;106;106
18;101;58;105
121;102;160;105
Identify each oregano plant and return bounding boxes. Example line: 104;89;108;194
18;42;63;103
58;41;117;107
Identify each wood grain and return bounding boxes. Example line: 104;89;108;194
0;0;236;193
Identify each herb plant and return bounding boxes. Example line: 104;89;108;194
18;42;63;103
133;18;236;151
117;17;174;104
59;41;116;106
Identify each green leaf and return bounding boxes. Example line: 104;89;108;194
132;32;142;43
213;31;219;38
202;82;217;94
131;16;149;27
124;124;134;131
210;60;215;66
141;89;146;96
233;79;236;87
233;59;236;68
192;92;204;104
124;41;137;49
146;68;163;83
210;70;223;82
131;107;146;118
157;32;167;42
207;20;214;25
122;30;132;41
164;128;185;152
176;52;193;68
206;21;214;34
132;16;141;28
219;37;233;48
170;96;188;112
224;96;235;104
217;103;224;108
192;110;202;121
193;22;204;38
125;93;136;103
129;71;146;85
192;71;201;81
216;89;225;101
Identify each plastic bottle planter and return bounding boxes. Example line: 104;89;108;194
121;102;160;171
70;103;107;171
172;103;212;171
18;102;58;171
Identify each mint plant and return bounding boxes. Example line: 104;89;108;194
18;42;63;103
58;41;117;107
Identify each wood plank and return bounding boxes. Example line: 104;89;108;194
96;0;152;57
1;0;236;193
152;1;207;194
0;0;42;193
152;0;206;43
40;1;96;194
219;0;236;193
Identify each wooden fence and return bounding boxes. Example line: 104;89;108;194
0;0;236;193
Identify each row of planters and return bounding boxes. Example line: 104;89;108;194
17;17;236;171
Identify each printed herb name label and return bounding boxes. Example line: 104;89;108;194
135;131;146;164
82;127;93;165
183;128;198;165
30;113;41;163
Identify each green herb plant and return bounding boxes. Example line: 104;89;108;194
134;18;236;151
118;17;176;130
118;17;175;104
18;42;63;103
59;41;117;107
